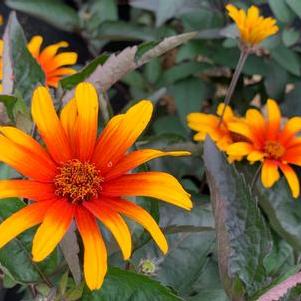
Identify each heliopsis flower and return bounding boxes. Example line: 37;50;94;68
187;103;242;161
227;99;301;198
0;83;192;290
226;4;279;46
27;35;77;88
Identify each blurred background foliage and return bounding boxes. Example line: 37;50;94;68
1;0;301;300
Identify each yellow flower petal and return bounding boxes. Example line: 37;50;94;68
108;198;168;254
75;82;98;161
0;200;53;249
247;150;264;162
60;98;78;150
93;100;153;170
279;163;300;198
75;207;107;290
102;172;192;210
84;200;132;260
261;160;280;188
227;142;253;156
31;86;72;163
267;99;281;139
104;149;190;180
32;199;74;262
27;35;43;58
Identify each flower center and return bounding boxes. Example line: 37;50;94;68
54;159;103;204
264;141;285;159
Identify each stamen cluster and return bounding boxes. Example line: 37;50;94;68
54;159;103;203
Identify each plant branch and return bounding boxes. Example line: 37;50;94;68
219;48;250;125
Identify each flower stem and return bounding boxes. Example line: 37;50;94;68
218;48;249;126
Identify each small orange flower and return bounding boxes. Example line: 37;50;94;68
227;99;301;198
226;4;279;46
0;82;192;290
187;103;242;161
27;35;77;88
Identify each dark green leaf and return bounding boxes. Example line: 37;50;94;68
252;173;301;252
130;0;201;27
0;95;18;121
203;137;273;299
0;198;59;284
264;61;288;99
161;62;211;85
153;116;187;138
2;12;45;104
271;44;301;76
282;82;301;117
282;28;300;47
181;9;224;31
144;58;162;84
131;202;216;299
82;267;183;301
60;54;109;90
79;0;117;30
269;0;295;23
169;77;207;129
286;0;301;19
5;0;79;32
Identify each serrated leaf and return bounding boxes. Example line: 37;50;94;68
258;271;301;301
5;0;79;32
60;53;109;90
81;267;183;301
62;32;196;103
254;174;301;252
203;137;273;299
2;12;45;104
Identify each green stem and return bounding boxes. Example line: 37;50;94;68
218;48;249;126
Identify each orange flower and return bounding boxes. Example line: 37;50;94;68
187;103;242;161
27;35;77;88
226;4;279;46
227;99;301;198
0;83;192;290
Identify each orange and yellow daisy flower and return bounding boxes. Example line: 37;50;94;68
226;4;279;46
227;99;301;198
0;82;192;290
187;103;242;161
0;36;77;90
27;35;77;88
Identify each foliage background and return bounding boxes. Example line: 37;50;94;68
1;0;301;300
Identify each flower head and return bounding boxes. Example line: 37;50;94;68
227;99;301;198
0;83;192;290
27;35;77;88
226;4;279;46
187;103;243;161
